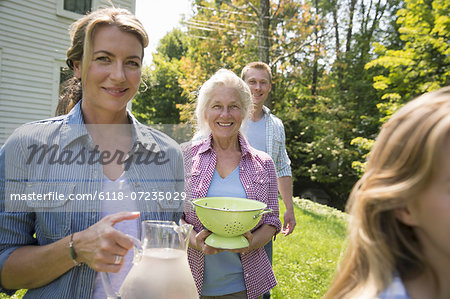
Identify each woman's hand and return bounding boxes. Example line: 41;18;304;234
194;229;224;255
1;211;140;290
229;225;276;254
226;231;253;254
74;211;140;273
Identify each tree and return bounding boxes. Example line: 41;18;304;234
176;0;319;124
147;0;417;208
176;0;405;207
133;29;189;125
352;0;450;173
366;0;450;118
272;0;401;206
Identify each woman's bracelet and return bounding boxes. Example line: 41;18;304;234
69;233;81;266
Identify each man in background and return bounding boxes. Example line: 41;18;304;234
241;62;296;298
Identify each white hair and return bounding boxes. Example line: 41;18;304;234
194;69;253;139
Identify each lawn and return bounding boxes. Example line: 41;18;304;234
271;198;348;298
0;289;25;299
0;198;348;299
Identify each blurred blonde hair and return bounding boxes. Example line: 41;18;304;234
194;69;253;139
325;86;450;299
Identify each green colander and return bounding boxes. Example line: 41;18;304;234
193;197;272;249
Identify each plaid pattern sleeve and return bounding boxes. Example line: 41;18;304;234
182;134;281;299
264;106;292;178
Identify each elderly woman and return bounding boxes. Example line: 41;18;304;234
0;8;183;298
325;86;450;299
182;69;281;299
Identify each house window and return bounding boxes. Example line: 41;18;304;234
64;0;92;15
57;0;95;19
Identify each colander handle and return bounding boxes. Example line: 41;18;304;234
253;208;273;219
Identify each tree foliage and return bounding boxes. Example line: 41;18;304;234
366;0;449;120
349;0;450;174
133;0;449;208
133;29;189;124
272;0;401;206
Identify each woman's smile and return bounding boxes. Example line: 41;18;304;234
206;86;243;142
102;86;129;97
217;122;233;127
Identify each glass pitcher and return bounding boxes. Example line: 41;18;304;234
101;220;198;299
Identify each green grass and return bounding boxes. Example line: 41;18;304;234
271;198;347;299
0;198;348;299
0;289;25;299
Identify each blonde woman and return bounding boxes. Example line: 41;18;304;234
0;8;183;298
325;86;450;299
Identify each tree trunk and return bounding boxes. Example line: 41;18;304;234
311;0;319;97
257;0;270;64
345;0;357;54
332;5;341;60
332;3;343;92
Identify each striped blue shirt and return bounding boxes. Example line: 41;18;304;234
0;102;184;298
261;106;291;178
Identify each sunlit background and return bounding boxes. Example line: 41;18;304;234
135;0;192;65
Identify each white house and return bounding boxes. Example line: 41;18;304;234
0;0;136;145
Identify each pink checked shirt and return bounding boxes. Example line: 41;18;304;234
182;133;282;299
